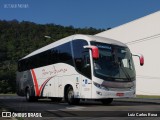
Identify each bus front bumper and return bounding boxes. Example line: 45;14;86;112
92;89;136;99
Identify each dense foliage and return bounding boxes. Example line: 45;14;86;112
0;20;105;93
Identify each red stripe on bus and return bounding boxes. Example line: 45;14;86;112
39;77;53;96
31;69;53;97
31;69;40;96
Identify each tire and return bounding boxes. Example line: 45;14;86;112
66;86;80;105
26;88;37;102
101;98;113;105
51;98;62;102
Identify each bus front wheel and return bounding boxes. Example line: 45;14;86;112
101;98;113;105
66;86;80;105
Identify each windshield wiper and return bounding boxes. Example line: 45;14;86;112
119;63;132;81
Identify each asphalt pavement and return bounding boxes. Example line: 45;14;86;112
115;98;160;104
0;95;160;120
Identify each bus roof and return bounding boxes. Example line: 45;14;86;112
21;34;127;60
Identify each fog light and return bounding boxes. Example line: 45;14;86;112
96;91;102;95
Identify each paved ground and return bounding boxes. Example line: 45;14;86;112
0;95;160;120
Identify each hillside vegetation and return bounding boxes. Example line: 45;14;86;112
0;20;104;93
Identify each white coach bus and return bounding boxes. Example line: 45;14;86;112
16;34;144;105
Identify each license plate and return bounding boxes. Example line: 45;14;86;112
116;93;124;96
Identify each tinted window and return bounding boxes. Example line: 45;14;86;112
18;42;73;72
50;42;73;65
72;39;91;79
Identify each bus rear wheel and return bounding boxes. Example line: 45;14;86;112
101;98;113;105
66;86;80;105
26;89;37;102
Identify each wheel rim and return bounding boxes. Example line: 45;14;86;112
68;89;74;101
26;91;30;100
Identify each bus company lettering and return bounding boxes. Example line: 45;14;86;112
42;65;67;76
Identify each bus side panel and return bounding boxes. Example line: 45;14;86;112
80;76;92;98
16;70;35;97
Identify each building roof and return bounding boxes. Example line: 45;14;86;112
96;11;160;44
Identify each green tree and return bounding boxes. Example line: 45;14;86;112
0;19;105;93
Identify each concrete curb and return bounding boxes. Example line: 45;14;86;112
114;98;160;104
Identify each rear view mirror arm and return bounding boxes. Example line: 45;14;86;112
132;54;144;66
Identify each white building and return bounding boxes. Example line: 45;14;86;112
96;11;160;96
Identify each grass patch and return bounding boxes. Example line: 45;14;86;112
16;117;24;120
136;95;160;99
0;93;16;96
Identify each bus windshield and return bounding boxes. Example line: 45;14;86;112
91;41;136;82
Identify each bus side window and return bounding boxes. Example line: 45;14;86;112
82;51;90;68
82;51;91;78
72;39;91;79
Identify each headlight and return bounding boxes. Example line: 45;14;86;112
93;82;109;90
130;85;135;90
130;82;135;90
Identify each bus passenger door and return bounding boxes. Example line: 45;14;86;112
72;39;92;98
80;51;92;98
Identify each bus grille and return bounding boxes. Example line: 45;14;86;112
108;87;131;91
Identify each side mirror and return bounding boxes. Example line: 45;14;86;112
83;45;99;59
132;54;144;66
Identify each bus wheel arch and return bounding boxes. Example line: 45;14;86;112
64;84;80;105
64;84;71;101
